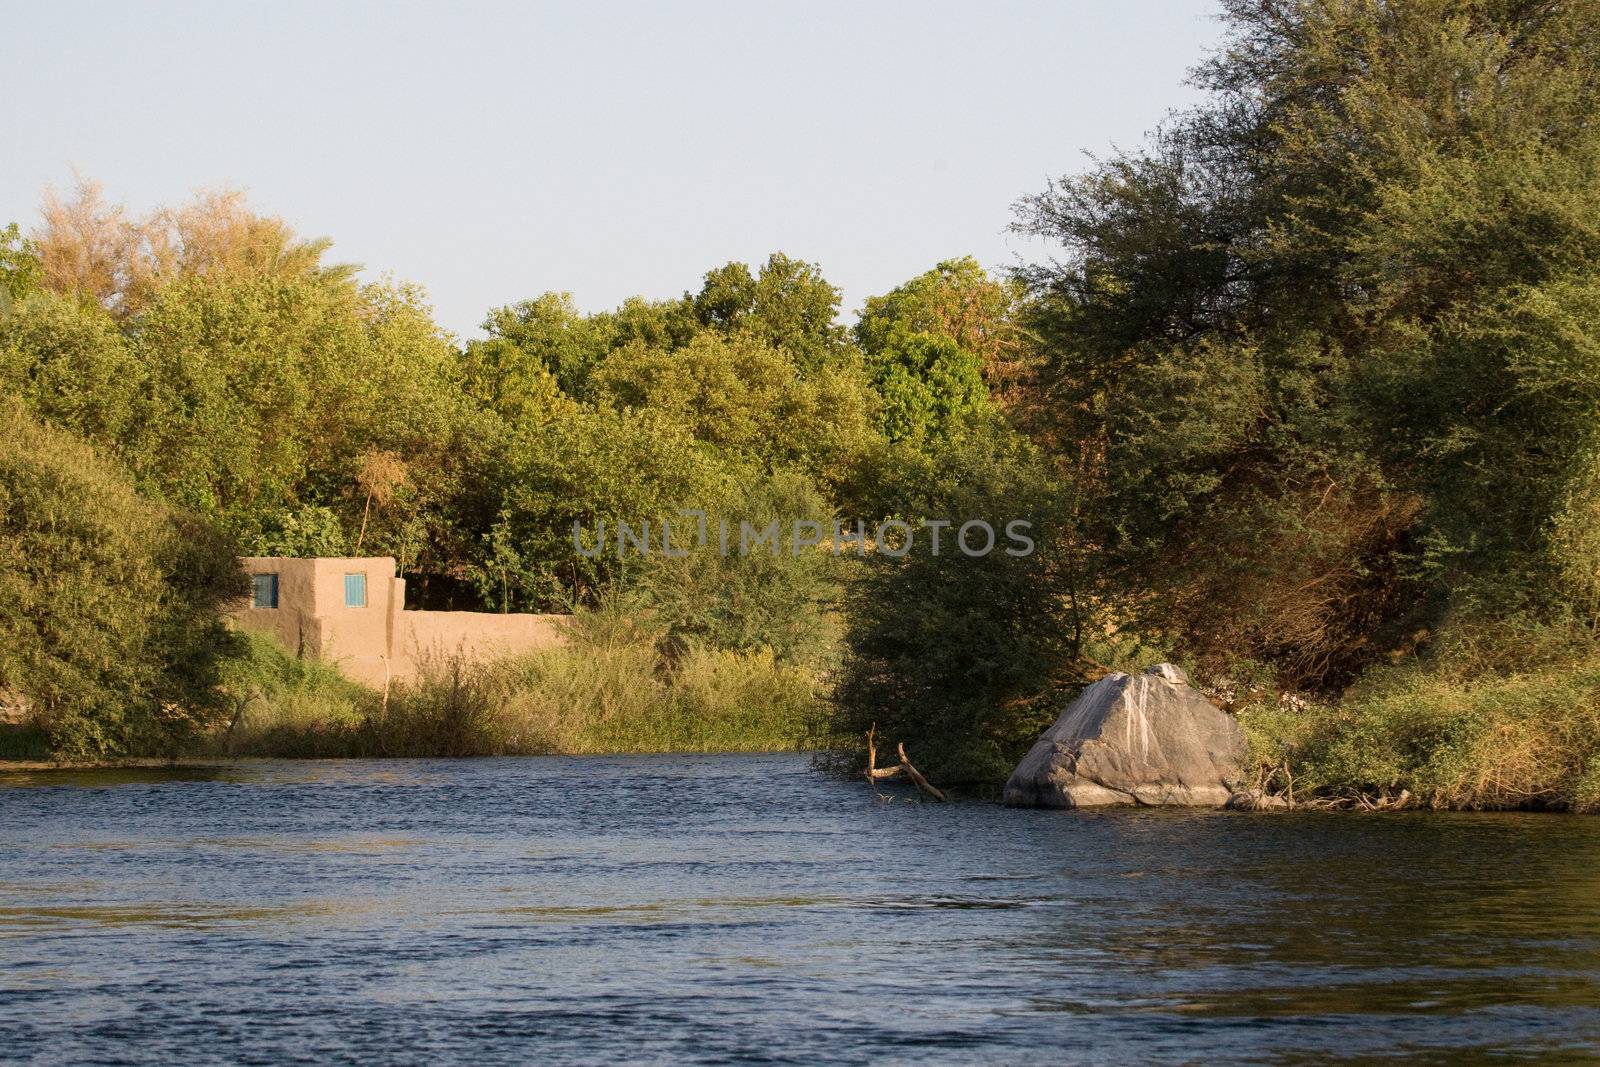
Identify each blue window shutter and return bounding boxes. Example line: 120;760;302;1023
252;573;279;609
344;573;367;608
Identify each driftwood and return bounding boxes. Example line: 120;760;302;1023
865;723;946;802
1250;756;1420;812
1357;788;1412;812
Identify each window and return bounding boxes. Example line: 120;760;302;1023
252;573;279;609
344;573;367;608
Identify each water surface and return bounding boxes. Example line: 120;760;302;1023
2;755;1598;1064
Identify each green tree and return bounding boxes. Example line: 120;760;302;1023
0;290;143;449
1014;0;1600;685
477;291;625;399
589;330;880;484
856;256;1022;383
633;470;846;669
863;332;989;447
466;405;724;611
250;504;350;558
830;425;1078;787
0;222;41;310
0;401;245;759
692;253;849;371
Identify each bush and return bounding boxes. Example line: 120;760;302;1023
631;470;847;671
0;401;245;759
217;599;823;757
827;424;1080;789
211;630;372;757
1239;617;1600;811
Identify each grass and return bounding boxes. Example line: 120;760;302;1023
209;630;374;757
1237;617;1600;812
209;613;822;759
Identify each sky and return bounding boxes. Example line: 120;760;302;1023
2;1;1224;339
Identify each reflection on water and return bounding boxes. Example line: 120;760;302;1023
2;755;1599;1065
0;764;241;790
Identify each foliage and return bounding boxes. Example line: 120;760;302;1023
853;258;1011;449
828;424;1080;788
472;291;620;402
219;602;820;757
2;263;477;579
590;329;879;485
1;222;42;308
1240;615;1600;812
33;179;355;318
691;253;850;371
0;288;144;448
248;504;350;558
1013;0;1600;688
864;332;989;447
466;405;724;610
0;401;245;759
212;630;373;758
631;470;847;670
856;256;1025;390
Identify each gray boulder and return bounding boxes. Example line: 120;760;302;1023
1003;664;1246;808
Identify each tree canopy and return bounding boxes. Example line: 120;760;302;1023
1014;0;1600;685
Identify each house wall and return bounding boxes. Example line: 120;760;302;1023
233;557;566;689
236;557;326;657
396;606;567;673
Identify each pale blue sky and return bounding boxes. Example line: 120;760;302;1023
3;1;1223;338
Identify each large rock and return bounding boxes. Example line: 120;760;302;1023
1003;664;1246;808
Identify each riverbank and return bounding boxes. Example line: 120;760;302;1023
9;620;1600;813
1;617;824;765
1234;626;1600;814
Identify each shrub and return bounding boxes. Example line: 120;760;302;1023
631;470;847;671
827;424;1079;789
212;630;371;757
0;401;244;759
1239;617;1600;810
220;598;824;758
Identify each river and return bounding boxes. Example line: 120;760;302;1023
1;754;1597;1064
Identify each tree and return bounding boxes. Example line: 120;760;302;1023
830;424;1077;788
0;289;143;450
856;256;1026;395
0;400;244;759
354;451;408;555
1013;0;1600;686
854;259;1019;448
466;405;724;611
476;291;625;400
632;470;846;669
0;222;41;309
692;253;849;371
5;256;480;584
34;179;355;318
589;330;879;484
863;332;989;447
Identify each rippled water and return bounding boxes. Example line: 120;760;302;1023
2;755;1598;1064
